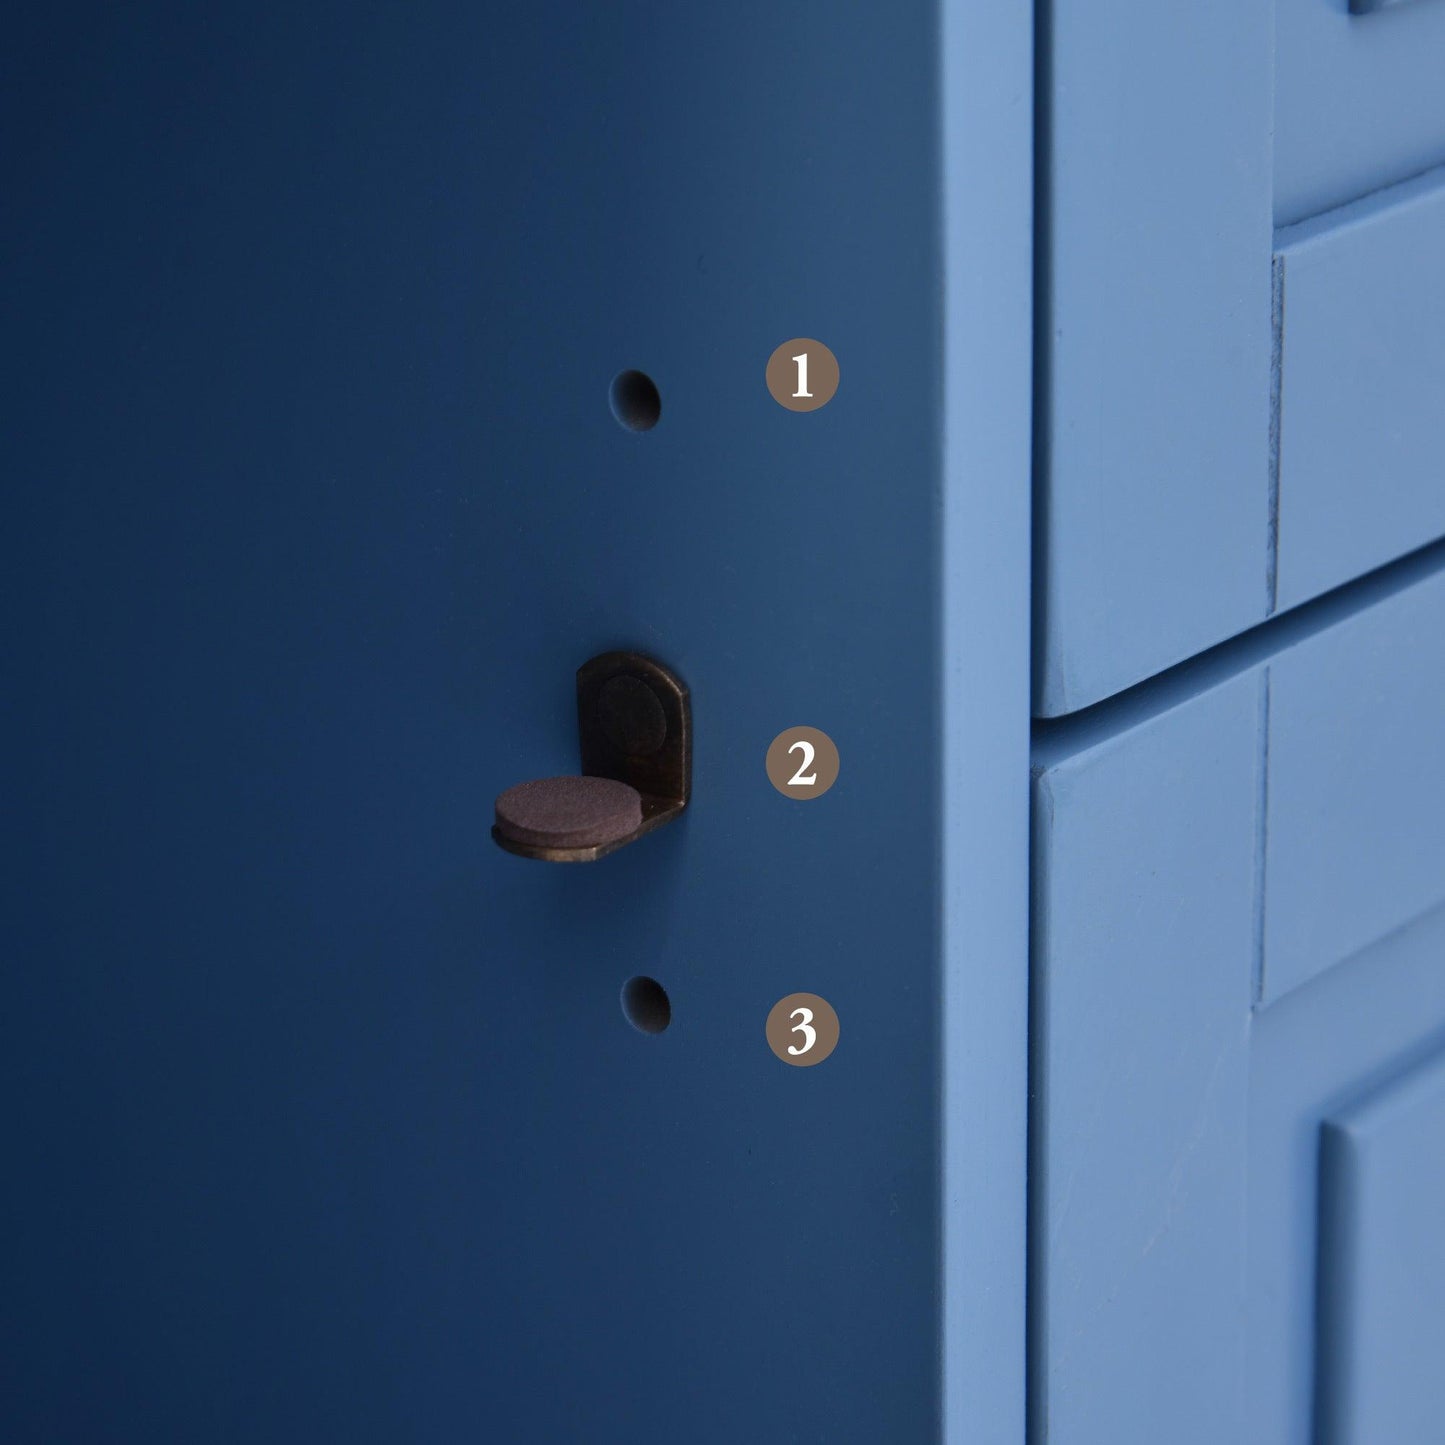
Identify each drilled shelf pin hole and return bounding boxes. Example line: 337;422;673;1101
610;370;661;432
621;976;671;1034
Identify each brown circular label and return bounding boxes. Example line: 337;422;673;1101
765;338;839;412
766;993;840;1067
766;726;840;800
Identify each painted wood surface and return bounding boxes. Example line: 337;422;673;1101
1263;561;1445;1002
1033;8;1445;1442
1318;1045;1445;1443
1248;903;1445;1445
1039;5;1445;718
1278;0;1445;223
2;6;1034;1442
1034;1;1273;715
1031;676;1257;1444
1275;167;1445;614
940;0;1036;1438
1034;553;1445;1444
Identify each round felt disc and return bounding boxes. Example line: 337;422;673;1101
493;775;643;850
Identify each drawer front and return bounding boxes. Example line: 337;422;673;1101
1275;167;1445;612
1039;6;1445;716
1275;0;1445;226
1037;3;1273;714
1034;2;1271;713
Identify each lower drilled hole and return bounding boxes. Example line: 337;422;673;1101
621;975;671;1034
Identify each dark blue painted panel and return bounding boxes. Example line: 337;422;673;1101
0;6;1040;1442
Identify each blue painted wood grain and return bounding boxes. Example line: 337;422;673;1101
1275;167;1445;613
1263;563;1445;1002
1035;4;1273;715
1278;0;1445;223
1;5;1037;1441
1318;1044;1445;1443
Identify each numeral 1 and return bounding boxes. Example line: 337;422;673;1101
792;352;812;398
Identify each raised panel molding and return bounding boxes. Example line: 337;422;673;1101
1316;1046;1445;1443
1247;903;1445;1443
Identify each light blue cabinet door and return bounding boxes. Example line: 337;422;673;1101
1033;554;1445;1445
1039;16;1445;1426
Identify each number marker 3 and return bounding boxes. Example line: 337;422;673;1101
766;993;841;1067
